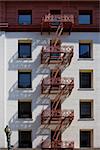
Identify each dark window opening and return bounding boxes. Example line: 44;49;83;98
18;101;32;118
18;10;32;25
19;131;32;148
79;10;92;24
50;40;61;60
18;43;31;58
50;10;61;26
80;131;92;147
79;43;91;58
18;71;32;88
80;72;92;88
80;102;92;118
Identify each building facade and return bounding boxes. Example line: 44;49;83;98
0;0;100;149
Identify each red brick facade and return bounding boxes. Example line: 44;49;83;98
0;1;99;31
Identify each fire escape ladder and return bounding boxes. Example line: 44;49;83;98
53;23;63;47
52;117;66;142
51;85;67;110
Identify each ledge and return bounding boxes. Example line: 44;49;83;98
17;88;33;90
18;118;33;121
78;88;94;91
77;58;94;61
17;58;32;61
78;118;94;121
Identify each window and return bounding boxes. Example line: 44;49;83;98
18;10;32;25
50;10;61;26
18;71;32;88
50;40;61;60
18;42;31;58
79;43;91;58
80;130;93;147
79;70;93;88
18;101;32;118
80;101;93;118
79;10;92;24
19;131;32;148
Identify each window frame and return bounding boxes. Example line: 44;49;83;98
80;100;93;119
18;70;32;89
78;10;92;25
79;70;93;89
79;43;91;59
80;130;93;148
18;42;32;59
18;101;32;119
18;130;32;148
18;10;32;25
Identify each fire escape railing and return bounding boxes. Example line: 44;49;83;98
41;77;74;94
41;138;74;149
41;45;74;66
41;109;74;124
41;14;74;35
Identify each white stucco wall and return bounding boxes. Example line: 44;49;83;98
0;31;100;149
0;32;6;147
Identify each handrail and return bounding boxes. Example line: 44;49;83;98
42;77;74;85
42;45;74;53
42;14;74;24
41;109;74;118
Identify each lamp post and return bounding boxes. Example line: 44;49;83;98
4;125;12;150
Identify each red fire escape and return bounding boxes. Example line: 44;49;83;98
41;13;74;149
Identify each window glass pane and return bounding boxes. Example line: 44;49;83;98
50;53;60;60
79;44;91;58
19;131;32;148
18;102;32;118
18;43;31;58
18;72;31;88
80;72;92;88
79;15;91;24
80;131;91;147
18;11;32;25
80;102;91;118
19;15;31;25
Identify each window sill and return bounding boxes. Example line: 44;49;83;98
78;58;94;61
18;24;32;26
78;118;94;121
18;118;33;121
78;88;94;91
79;147;93;149
17;58;32;61
18;88;33;90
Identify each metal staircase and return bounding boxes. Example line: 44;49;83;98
41;13;74;149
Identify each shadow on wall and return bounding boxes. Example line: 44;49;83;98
8;52;41;71
7;34;51;149
8;34;49;71
8;81;34;100
9;110;49;149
